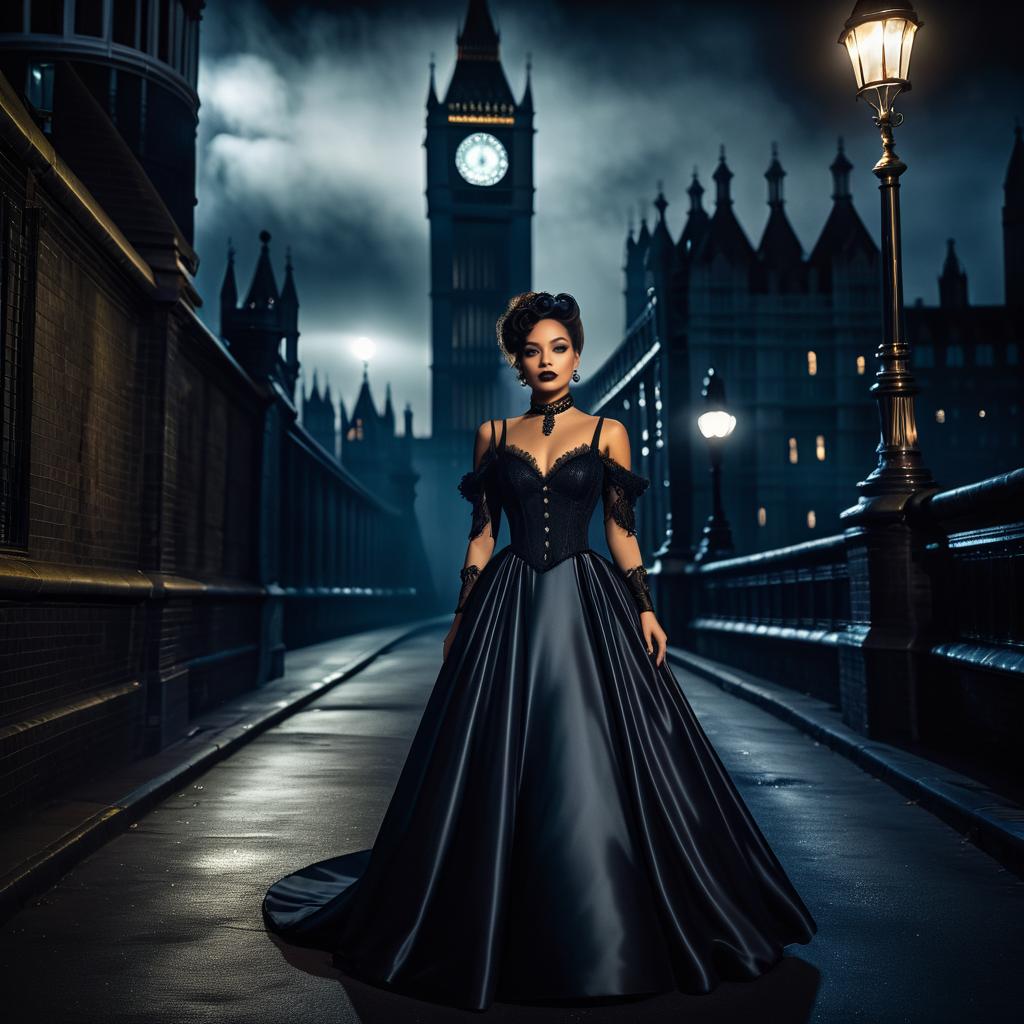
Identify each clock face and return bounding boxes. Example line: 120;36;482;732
455;132;509;187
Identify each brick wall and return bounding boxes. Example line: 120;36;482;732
0;124;265;816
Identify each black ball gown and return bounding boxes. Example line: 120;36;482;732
262;414;816;1010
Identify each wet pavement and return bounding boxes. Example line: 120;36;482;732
2;629;1021;1023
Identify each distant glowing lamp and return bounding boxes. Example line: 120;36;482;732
693;367;736;563
697;369;736;440
352;336;376;363
697;409;737;439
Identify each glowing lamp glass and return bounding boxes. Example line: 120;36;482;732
841;15;917;91
698;410;737;440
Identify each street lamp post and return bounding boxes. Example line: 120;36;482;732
694;367;736;563
837;0;936;521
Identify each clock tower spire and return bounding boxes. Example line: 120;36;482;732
425;0;534;438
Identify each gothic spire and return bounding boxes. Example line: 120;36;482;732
830;136;853;201
677;167;710;258
939;237;968;308
457;0;499;61
696;146;754;267
809;140;877;289
243;229;279;310
687;166;704;212
647;182;674;275
279;245;298;309
426;53;439;111
636;212;651;250
519;52;534;113
757;143;804;281
765;141;785;208
713;144;733;208
443;0;514;109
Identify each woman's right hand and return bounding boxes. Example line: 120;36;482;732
443;614;462;662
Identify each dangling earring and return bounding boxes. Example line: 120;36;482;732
516;365;528;386
572;368;580;382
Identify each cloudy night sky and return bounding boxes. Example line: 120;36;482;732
191;0;1024;437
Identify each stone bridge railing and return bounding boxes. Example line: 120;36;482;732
668;467;1024;784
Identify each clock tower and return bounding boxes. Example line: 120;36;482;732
425;0;534;438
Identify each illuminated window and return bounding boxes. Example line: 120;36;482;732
935;408;945;423
975;344;993;366
1008;343;1019;365
806;350;817;375
807;510;816;529
757;506;767;526
787;437;798;464
916;345;934;368
815;434;826;460
946;345;964;367
856;355;866;375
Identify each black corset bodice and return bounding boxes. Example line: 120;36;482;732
458;416;651;573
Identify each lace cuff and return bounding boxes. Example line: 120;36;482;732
455;564;481;613
623;564;654;614
600;455;651;537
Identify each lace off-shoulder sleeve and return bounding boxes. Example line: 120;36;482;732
600;453;650;537
457;448;501;541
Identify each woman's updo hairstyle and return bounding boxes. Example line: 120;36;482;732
496;291;584;370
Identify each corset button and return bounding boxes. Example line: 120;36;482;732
543;497;549;504
543;511;549;518
544;525;549;532
544;539;550;546
542;485;548;491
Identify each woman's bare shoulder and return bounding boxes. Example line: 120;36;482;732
597;417;628;458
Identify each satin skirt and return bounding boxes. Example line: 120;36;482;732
262;546;817;1010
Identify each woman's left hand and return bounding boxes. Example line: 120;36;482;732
640;611;667;667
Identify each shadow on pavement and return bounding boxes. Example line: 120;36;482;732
268;932;821;1021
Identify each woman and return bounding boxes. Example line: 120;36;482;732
262;291;816;1010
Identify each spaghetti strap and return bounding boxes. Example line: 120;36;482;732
488;419;497;451
500;418;507;448
590;415;605;451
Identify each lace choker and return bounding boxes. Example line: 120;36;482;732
528;392;575;435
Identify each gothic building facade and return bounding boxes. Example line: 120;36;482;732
627;130;1023;554
903;126;1024;486
298;357;420;517
220;231;300;399
218;235;419;515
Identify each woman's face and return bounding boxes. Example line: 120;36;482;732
520;318;579;392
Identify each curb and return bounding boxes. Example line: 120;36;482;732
0;617;448;924
668;646;1024;880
